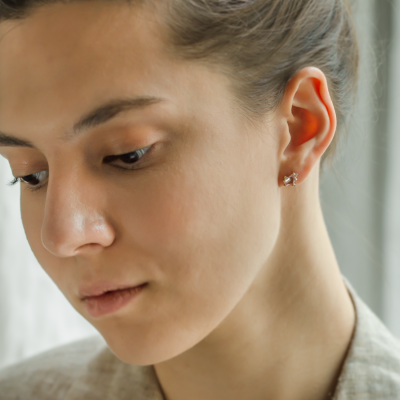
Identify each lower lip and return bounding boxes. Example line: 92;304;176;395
83;284;147;318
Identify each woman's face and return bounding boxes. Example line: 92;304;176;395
0;2;282;364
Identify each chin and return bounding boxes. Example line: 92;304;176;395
97;324;202;366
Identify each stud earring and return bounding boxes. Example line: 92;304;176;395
283;172;298;187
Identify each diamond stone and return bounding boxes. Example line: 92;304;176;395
284;173;298;186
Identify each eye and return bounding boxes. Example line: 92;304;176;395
8;170;49;190
6;146;152;190
103;146;151;168
21;170;49;186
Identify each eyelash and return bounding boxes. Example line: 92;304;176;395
7;145;152;192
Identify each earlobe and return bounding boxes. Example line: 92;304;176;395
278;67;337;187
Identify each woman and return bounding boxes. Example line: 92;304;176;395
0;0;398;399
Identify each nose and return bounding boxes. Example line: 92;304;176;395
41;173;115;258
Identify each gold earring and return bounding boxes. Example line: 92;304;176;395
283;172;298;187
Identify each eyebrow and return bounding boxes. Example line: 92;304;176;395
0;133;34;148
70;96;164;137
0;96;165;148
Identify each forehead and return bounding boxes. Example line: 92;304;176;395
0;3;165;97
0;3;152;128
0;2;157;89
0;2;235;141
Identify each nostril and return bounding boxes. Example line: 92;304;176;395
74;243;105;255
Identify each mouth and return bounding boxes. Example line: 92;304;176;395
82;283;148;318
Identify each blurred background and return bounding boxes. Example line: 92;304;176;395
1;0;400;369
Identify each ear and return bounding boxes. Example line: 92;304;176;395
277;67;337;187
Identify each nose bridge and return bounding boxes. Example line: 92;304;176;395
41;170;115;257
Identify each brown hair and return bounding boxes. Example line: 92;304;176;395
0;0;359;169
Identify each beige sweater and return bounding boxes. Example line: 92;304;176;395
1;281;399;400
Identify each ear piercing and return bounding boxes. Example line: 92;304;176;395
283;172;298;187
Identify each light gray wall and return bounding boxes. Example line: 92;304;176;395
382;0;400;335
0;157;97;369
320;0;394;322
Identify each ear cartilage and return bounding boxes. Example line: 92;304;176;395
283;172;298;187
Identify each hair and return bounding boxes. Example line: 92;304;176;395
0;0;359;170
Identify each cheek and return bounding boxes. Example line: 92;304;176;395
102;147;280;364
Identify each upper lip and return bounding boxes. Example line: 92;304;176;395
78;281;147;300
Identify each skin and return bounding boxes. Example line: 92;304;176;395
0;2;355;400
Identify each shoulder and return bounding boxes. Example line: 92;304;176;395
0;335;164;400
336;282;400;399
0;335;107;400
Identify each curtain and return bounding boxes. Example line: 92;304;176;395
0;0;399;369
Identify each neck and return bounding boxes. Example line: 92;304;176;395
153;169;356;400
